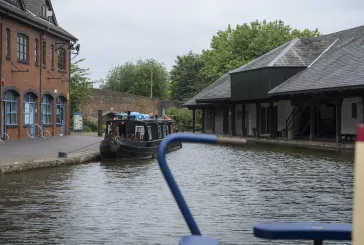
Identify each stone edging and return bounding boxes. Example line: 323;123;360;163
0;150;101;175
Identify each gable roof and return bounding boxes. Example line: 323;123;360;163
183;73;231;106
229;36;337;74
0;0;76;41
23;0;58;26
268;25;364;95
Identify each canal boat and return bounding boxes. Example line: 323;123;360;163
99;117;182;161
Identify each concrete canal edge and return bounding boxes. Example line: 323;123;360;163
247;137;354;152
0;150;101;175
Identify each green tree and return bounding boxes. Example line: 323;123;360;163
169;51;205;101
198;20;320;88
101;58;169;99
70;58;93;115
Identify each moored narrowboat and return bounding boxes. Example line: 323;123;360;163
99;117;182;161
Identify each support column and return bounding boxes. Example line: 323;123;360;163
192;108;196;133
201;108;206;133
231;104;236;136
212;107;215;134
316;100;320;140
256;102;260;137
241;104;246;136
336;98;343;144
269;101;273;138
310;104;315;141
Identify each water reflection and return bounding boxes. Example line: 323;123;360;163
0;142;353;245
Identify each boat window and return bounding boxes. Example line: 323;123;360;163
163;125;167;137
147;126;152;140
158;125;162;138
135;125;145;139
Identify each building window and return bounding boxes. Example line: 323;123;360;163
58;48;66;71
158;125;161;138
147;126;152;140
17;34;28;63
41;5;47;18
34;39;39;65
56;96;65;124
41;95;52;124
23;92;36;125
352;103;358;119
5;29;10;59
3;90;18;125
42;41;46;67
50;44;54;68
163;125;167;137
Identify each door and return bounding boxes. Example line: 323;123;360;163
24;102;36;137
1;102;5;136
29;103;36;136
60;104;65;135
56;97;66;135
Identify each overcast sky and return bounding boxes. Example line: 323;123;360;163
52;0;364;87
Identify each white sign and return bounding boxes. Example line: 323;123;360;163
73;112;83;131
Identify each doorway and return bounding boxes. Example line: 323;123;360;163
56;97;66;135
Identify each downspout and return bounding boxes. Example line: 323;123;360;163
39;32;42;133
0;15;3;135
68;46;71;135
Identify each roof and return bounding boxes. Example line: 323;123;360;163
183;73;231;106
269;25;364;95
0;0;77;41
229;36;337;74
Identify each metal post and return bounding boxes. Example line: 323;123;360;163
98;110;103;137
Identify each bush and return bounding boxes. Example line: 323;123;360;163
166;107;202;130
84;117;97;132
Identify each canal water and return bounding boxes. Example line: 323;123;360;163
0;142;353;245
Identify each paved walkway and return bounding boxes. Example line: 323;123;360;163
0;133;103;165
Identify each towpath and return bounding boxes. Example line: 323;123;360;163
0;132;102;165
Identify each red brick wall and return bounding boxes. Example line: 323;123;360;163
80;89;159;123
0;16;71;140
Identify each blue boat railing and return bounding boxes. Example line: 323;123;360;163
157;133;352;245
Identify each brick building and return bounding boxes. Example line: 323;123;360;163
0;0;77;140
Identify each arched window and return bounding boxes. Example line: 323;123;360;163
56;96;65;124
50;44;54;68
3;90;18;125
23;92;37;125
5;29;10;59
41;95;52;124
58;48;66;71
41;5;47;18
34;39;39;65
42;41;46;67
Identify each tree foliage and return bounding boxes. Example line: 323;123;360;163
167;107;202;130
100;58;169;99
169;51;205;101
170;20;320;100
70;58;93;115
